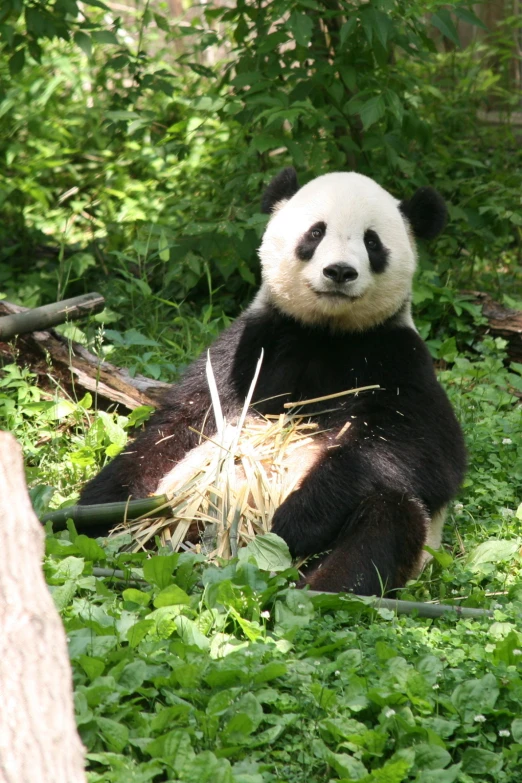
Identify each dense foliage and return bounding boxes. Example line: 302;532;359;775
1;0;522;780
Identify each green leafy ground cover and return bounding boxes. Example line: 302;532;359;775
1;0;522;780
4;324;522;782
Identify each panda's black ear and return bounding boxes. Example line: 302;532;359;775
399;187;447;240
261;167;300;214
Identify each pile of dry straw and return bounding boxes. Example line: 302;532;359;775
111;351;376;558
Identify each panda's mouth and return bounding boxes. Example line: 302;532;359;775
309;286;362;301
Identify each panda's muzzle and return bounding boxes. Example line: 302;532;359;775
322;263;358;284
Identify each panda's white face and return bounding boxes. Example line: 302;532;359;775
258;172;417;332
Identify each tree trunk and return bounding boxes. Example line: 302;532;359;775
0;432;86;783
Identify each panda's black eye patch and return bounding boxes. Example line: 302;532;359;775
296;221;326;261
364;229;389;274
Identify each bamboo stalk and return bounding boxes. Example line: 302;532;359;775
40;495;170;531
306;590;494;619
0;292;105;341
92;567;145;583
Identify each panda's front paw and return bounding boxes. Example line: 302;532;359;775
271;510;301;556
271;499;324;558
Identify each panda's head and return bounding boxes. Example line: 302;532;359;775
258;168;447;332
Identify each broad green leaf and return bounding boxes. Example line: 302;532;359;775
9;48;25;76
252;662;287;684
416;764;461;783
313;739;367;779
340;17;357;47
431;10;460;47
368;8;393;49
25;7;45;36
74;31;92;57
97;411;127;450
126;619;154;647
118;659;147;690
438;337;457;362
154;13;170;33
180;751;234;783
153;583;190;608
50;580;77;610
467;539;520;572
175;616;210;650
52;556;85;580
122;588;151;606
512;718;522;742
451;673;499;720
461;748;503;775
222;693;263;742
75;535;106;562
146;606;184;639
288;12;314;47
78;655;105;681
424;545;453;568
494;631;522;665
49;400;76;420
454;7;488;30
146;729;194;770
91;30;119;45
87;635;119;658
143;554;178;588
30;484;54;517
98;717;129;753
126;405;154;428
414;743;452;770
359;96;386;130
238;532;292;572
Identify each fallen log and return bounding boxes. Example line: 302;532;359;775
0;432;86;782
467;291;522;363
0;299;169;409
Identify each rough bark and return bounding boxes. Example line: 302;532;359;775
0;299;169;410
0;432;86;783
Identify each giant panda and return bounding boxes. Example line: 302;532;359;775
78;168;466;595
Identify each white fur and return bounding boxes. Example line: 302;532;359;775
413;505;448;576
258;172;418;332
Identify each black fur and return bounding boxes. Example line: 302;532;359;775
296;221;326;261
79;304;466;596
400;186;447;240
261;167;300;214
364;229;389;274
303;493;429;594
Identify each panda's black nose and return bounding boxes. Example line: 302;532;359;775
323;263;359;284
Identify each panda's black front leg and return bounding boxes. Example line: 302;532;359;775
271;445;381;557
302;492;429;595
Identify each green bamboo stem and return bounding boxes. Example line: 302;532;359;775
40;495;171;531
92;567;145;583
0;292;105;340
307;590;493;619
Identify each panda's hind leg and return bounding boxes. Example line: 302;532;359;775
302;491;429;596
